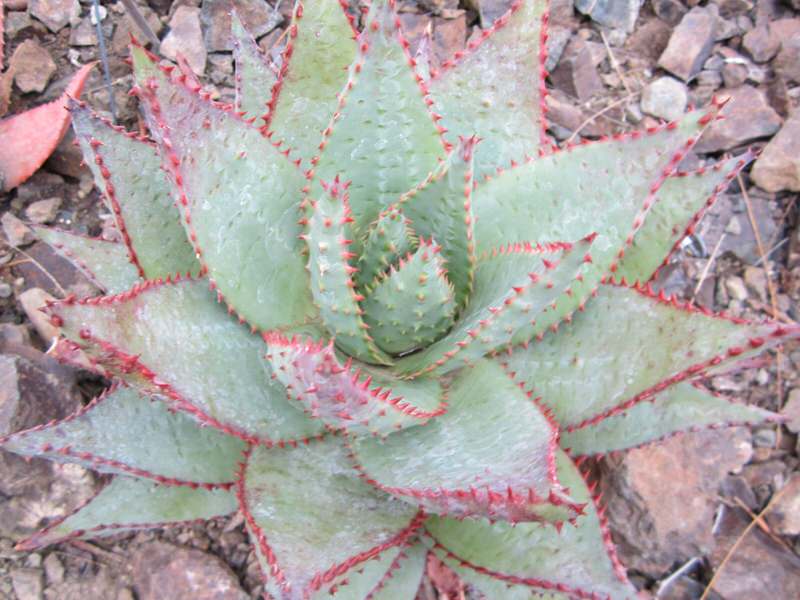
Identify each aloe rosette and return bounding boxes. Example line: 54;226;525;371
1;1;794;598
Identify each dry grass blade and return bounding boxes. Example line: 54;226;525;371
119;0;161;50
700;482;795;599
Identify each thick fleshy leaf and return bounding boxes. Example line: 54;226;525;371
132;45;315;331
1;385;245;486
350;360;579;523
311;0;446;241
18;477;237;550
425;451;636;600
0;63;93;191
427;0;548;176
502;282;800;431
561;382;778;457
398;138;477;307
313;541;427;599
47;278;324;445
397;237;593;376
473;110;716;254
266;0;357;161
469;108;720;344
32;226;140;294
356;205;416;290
263;332;446;436
232;10;279;118
617;152;754;283
304;177;391;364
239;440;424;600
71;103;199;280
362;240;456;355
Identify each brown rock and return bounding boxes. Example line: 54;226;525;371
694;85;782;153
0;350;94;540
625;18;672;62
658;5;718;81
766;475;800;536
549;37;603;101
202;0;282;52
433;15;466;64
721;60;748;88
398;12;432;57
161;6;207;76
29;0;79;33
44;130;86;179
10;40;56;94
709;508;800;599
652;0;687;26
751;110;800;192
742;24;780;62
600;428;752;574
1;212;34;246
13;240;97;298
774;37;800;84
130;542;248;600
769;18;800;46
714;0;754;19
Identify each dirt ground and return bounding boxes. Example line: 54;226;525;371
0;0;799;599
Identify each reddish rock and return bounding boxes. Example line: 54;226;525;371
599;428;752;574
626;18;672;62
10;40;56;94
774;37;800;84
130;542;248;600
161;6;206;76
766;475;800;536
742;24;780;62
751;110;800;192
658;5;718;81
549;37;603;102
399;12;433;57
694;85;782;153
709;508;800;599
769;18;800;46
433;14;466;64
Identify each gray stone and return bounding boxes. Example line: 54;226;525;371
29;0;80;33
42;553;65;585
161;6;206;76
69;17;97;46
25;197;61;224
18;288;60;344
658;5;718;81
751;110;800;192
11;568;44;600
640;76;687;122
694;85;782;153
202;0;282;52
5;11;34;39
782;388;800;433
544;25;571;73
574;0;642;33
1;212;34;246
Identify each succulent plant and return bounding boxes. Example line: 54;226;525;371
1;1;794;598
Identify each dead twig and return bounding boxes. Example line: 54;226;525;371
565;91;638;145
690;232;726;305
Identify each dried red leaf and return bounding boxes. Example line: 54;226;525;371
0;62;94;191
